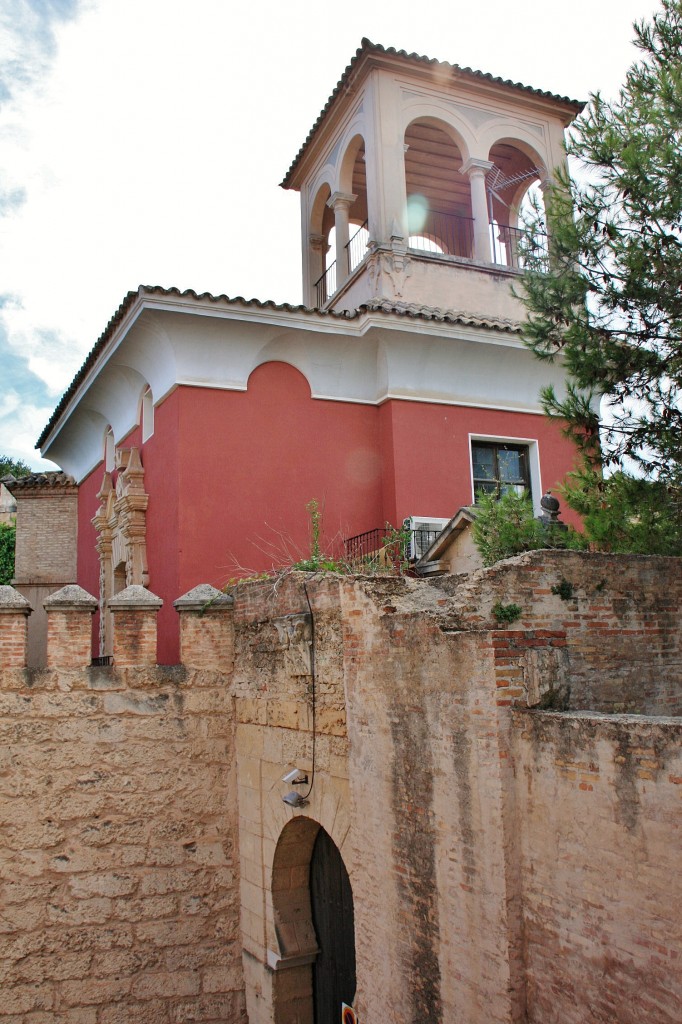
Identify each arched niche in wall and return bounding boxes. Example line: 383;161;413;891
403;117;474;258
140;385;154;442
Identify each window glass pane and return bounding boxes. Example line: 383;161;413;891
498;448;524;484
472;445;495;480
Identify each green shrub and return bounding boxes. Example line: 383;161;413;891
472;490;584;567
0;522;16;585
562;466;682;556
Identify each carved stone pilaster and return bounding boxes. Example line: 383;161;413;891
92;447;150;657
366;250;413;301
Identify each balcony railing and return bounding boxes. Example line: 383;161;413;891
315;222;369;307
346;220;368;273
408;212;474;259
315;259;337;307
314;218;548;306
490;223;549;270
344;525;445;566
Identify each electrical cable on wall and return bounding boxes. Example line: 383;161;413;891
301;578;317;802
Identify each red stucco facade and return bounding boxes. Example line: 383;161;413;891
77;361;578;663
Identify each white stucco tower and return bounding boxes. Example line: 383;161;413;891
282;40;583;320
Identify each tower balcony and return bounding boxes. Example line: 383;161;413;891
315;214;547;320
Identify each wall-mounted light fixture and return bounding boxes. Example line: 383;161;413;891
282;790;309;808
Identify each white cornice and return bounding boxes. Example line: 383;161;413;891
40;291;560;483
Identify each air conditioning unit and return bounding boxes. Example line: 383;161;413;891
403;516;449;560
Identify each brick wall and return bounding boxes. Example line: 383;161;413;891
12;485;78;585
437;549;682;714
229;555;681;1024
8;474;79;668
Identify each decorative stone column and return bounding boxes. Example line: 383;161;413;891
174;584;234;670
108;585;162;668
0;585;31;668
461;157;494;263
44;585;98;669
326;191;357;282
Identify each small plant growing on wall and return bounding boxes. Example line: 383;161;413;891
492;601;523;624
551;578;575;601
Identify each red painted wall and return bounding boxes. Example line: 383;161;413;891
381;400;580;526
175;362;383;587
77;360;579;664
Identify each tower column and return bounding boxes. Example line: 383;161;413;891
461;158;494;263
327;192;357;282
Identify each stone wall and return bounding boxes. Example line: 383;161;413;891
0;550;680;1024
513;711;682;1024
0;585;245;1024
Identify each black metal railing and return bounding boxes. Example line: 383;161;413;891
91;655;113;667
346;220;368;273
314;260;337;307
344;525;445;566
489;223;549;270
408;212;475;259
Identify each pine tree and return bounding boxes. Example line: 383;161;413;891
520;0;682;485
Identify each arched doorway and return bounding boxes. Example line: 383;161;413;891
271;819;356;1024
310;827;356;1022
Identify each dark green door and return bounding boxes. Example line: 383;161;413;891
310;827;356;1023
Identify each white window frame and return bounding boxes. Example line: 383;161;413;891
468;434;542;515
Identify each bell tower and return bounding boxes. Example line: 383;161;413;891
281;40;583;319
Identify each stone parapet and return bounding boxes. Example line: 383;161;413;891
174;584;234;669
108;585;162;667
44;585;98;669
0;584;32;667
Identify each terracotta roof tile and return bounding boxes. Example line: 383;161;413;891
3;471;76;491
281;38;585;188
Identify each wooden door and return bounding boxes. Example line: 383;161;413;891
310;827;356;1023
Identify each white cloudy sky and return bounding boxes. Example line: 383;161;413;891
0;0;657;470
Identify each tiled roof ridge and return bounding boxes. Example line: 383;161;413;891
280;38;585;188
361;298;523;333
36;284;522;450
3;471;76;491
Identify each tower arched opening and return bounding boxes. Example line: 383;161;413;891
486;140;547;268
404;118;473;258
